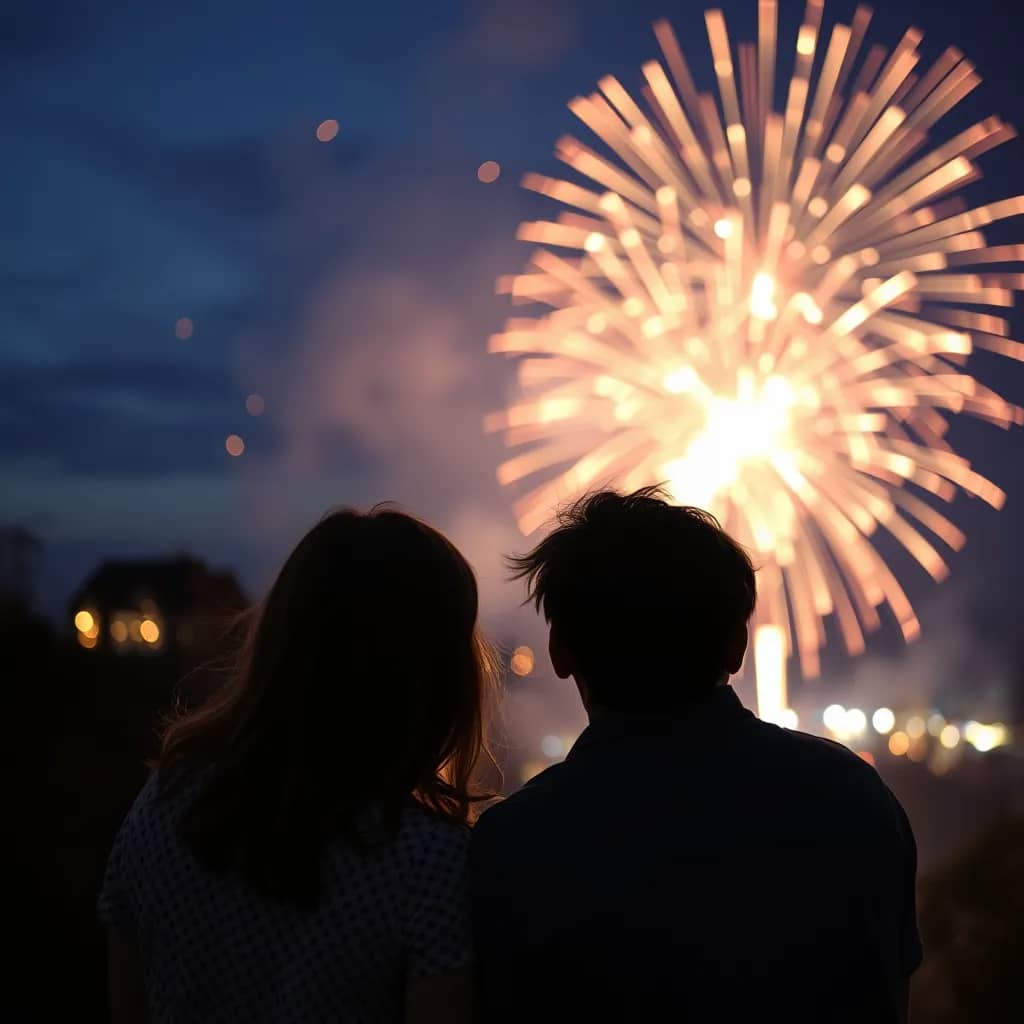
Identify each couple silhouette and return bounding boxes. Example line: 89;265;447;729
99;486;920;1022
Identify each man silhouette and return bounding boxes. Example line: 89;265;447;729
472;487;921;1022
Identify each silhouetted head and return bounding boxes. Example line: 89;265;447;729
160;505;497;905
509;486;756;712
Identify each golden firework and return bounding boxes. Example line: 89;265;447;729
487;1;1024;719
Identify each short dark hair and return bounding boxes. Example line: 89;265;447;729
509;486;756;710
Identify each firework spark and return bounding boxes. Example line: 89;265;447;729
487;0;1024;718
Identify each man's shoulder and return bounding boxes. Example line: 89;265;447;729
753;719;886;782
473;761;572;845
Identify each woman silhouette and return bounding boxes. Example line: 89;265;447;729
99;506;497;1022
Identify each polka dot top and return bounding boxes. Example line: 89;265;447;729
98;770;474;1022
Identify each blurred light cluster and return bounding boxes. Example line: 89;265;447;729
74;605;163;653
820;701;1009;768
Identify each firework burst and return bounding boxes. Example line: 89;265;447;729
486;0;1024;718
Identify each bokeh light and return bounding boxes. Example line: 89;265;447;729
888;731;910;757
823;704;846;733
906;716;927;740
174;317;194;340
316;118;339;143
245;393;265;416
477;160;501;183
541;734;564;758
225;434;245;457
872;708;895;734
844;708;867;737
939;724;961;749
74;610;94;634
110;619;128;643
139;619;160;644
510;645;535;676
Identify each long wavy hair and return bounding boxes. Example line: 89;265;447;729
159;506;498;907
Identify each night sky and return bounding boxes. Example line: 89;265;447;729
5;0;1024;741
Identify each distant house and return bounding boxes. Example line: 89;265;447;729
68;556;247;657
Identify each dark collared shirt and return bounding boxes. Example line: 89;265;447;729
471;686;921;1022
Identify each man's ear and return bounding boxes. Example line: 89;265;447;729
724;622;749;676
548;624;573;680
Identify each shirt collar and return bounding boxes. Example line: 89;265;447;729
567;684;753;759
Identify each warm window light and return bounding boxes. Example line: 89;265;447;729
174;317;194;340
477;160;501;184
510;645;534;676
316;119;339;143
140;619;160;644
225;434;245;457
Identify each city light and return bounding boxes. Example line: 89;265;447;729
823;704;846;734
778;709;799;730
888;731;910;757
906;716;927;740
110;619;128;643
225;434;245;457
139;619;160;644
489;0;1024;722
964;721;1008;752
844;708;867;737
74;610;95;634
872;708;895;735
939;724;961;750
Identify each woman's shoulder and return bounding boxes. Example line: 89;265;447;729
396;803;472;858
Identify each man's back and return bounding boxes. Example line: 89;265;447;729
471;686;920;1022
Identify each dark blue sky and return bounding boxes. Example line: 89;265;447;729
4;0;1024;728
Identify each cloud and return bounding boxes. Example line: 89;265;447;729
0;355;253;476
0;2;107;65
39;107;367;222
